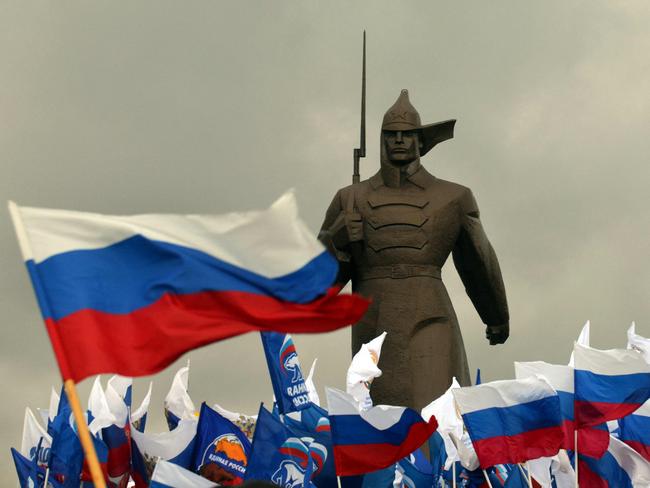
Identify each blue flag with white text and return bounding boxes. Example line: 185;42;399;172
261;332;311;414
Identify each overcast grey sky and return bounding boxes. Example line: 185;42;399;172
1;1;649;483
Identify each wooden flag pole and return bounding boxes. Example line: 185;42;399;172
64;379;107;488
482;469;494;488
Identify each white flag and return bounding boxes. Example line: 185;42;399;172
568;320;590;366
627;322;650;364
20;407;51;459
150;459;217;487
87;376;117;434
305;358;321;406
164;361;196;427
346;331;387;410
421;377;463;469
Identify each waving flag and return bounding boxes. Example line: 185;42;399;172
192;402;251;485
8;193;369;382
627;322;650;363
282;406;336;487
579;435;650;487
573;343;650;427
212;404;257;442
261;332;311;414
618;399;650;462
452;376;563;468
164;362;197;430
130;381;152;433
11;447;59;488
305;358;321;406
150;459;217;488
325;387;437;476
20;407;51;463
346;332;387;410
568;320;590;367
421;377;463;470
130;418;198;487
244;406;319;487
515;360;610;458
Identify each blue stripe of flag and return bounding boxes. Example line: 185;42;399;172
33;235;336;320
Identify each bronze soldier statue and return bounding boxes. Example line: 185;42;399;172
319;90;509;410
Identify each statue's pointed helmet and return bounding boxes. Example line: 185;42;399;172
381;89;456;156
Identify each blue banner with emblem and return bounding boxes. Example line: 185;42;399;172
260;332;310;414
192;402;251;485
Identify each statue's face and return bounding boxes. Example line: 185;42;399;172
383;130;420;165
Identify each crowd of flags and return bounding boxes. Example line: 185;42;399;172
7;196;650;487
10;321;650;487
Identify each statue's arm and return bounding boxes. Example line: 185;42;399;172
318;190;353;287
452;189;510;344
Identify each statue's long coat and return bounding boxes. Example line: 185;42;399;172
320;164;509;410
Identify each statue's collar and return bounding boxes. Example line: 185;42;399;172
370;164;436;190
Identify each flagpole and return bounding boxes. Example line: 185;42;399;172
337;476;342;488
482;469;493;488
452;462;456;488
574;429;579;487
526;461;533;488
65;379;107;487
8;203;106;488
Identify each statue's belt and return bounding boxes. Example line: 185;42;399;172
359;264;441;281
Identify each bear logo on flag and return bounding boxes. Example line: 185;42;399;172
279;336;303;384
272;437;327;487
199;433;248;485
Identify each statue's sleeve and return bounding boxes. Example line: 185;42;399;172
452;189;509;326
319;190;352;287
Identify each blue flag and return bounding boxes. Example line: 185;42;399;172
10;447;57;488
504;465;528;487
261;332;310;414
192;402;251;485
283;410;336;487
397;454;435;487
245;405;320;487
428;431;447;482
48;417;85;488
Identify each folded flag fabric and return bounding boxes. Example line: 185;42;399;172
515;360;610;458
325;387;438;476
627;322;650;364
305;358;321;406
150;459;217;488
568;320;590;367
164;361;197;430
130;381;153;433
346;331;387;410
244;405;320;487
8;193;369;382
130;418;198;487
579;435;650;487
573;343;650;427
11;447;61;488
261;332;311;414
421;377;463;470
212;404;257;442
618;399;650;462
192;402;251;485
452;376;564;468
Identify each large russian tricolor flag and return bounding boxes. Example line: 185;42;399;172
573;343;650;428
8;193;368;382
452;376;564;469
325;387;438;476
